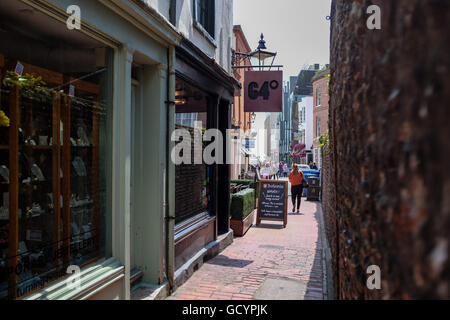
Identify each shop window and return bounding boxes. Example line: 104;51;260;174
174;79;210;225
316;88;322;106
316;117;321;137
195;0;215;38
0;0;113;299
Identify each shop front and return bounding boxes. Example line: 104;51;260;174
0;0;179;300
173;39;238;281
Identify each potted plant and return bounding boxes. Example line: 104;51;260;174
230;188;256;237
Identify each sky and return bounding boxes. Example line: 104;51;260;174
233;0;332;82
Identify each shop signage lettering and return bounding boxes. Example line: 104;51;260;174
15;264;82;297
244;71;283;113
3;234;96;297
1;234;97;279
16;268;67;297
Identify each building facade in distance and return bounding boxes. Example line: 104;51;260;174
231;25;253;179
312;68;330;169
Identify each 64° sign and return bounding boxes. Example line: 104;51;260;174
244;71;283;112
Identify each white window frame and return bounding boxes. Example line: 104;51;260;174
193;0;216;40
316;88;322;107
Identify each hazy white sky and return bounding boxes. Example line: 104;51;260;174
233;0;332;82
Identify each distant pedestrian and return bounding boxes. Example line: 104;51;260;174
278;162;283;179
312;162;318;170
289;164;305;214
271;162;277;180
262;163;271;180
283;163;289;177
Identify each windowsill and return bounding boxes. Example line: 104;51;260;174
193;20;217;48
174;212;215;245
175;211;210;234
23;257;124;300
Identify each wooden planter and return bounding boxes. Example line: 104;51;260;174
230;209;257;237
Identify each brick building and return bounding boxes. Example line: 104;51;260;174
290;65;319;164
231;25;253;179
312;69;330;169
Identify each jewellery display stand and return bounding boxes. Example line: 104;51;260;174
0;58;101;299
62;76;100;268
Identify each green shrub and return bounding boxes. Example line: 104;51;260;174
230;188;255;221
231;179;253;185
231;179;259;198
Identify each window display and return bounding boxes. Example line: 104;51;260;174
175;79;211;224
0;1;113;299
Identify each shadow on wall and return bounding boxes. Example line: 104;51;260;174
301;206;327;300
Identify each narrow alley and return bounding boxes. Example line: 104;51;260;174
167;181;330;301
0;0;448;305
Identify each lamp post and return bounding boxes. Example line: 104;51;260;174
232;34;281;71
248;34;277;71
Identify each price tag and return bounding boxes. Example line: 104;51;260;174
15;61;24;76
69;85;75;97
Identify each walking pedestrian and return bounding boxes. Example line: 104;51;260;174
262;162;271;180
283;163;289;177
278;162;283;179
289;164;305;214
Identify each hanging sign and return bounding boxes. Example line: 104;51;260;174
244;71;283;112
245;139;256;149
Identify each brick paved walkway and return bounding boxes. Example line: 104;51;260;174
167;187;327;300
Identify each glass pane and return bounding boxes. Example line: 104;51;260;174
0;0;113;299
0;146;8;297
175;79;210;224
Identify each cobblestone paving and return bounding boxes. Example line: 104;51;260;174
167;191;326;300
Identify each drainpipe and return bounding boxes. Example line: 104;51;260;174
165;46;175;292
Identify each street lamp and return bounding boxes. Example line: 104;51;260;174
248;34;277;70
232;33;280;71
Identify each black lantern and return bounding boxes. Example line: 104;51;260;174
248;34;277;70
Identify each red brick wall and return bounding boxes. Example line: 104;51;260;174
327;0;450;299
233;27;252;132
313;76;329;148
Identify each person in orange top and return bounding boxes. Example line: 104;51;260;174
289;164;305;213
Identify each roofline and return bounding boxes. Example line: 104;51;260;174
312;68;331;82
233;25;252;53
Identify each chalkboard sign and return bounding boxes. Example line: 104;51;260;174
257;180;288;228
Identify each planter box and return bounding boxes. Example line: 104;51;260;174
230;209;256;237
